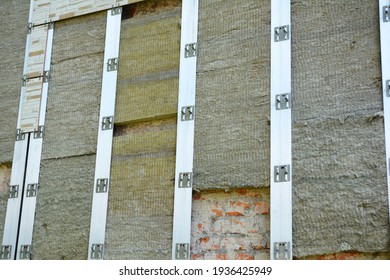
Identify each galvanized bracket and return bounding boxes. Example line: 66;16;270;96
111;6;122;16
27;22;33;34
0;245;12;260
16;129;25;141
9;185;19;199
274;165;290;183
107;58;118;72
274;25;290;42
386;80;390;97
384;6;390;22
43;70;50;83
26;184;38;197
274;242;290;260
22;75;28;86
91;244;104;259
185;43;197;58
175;243;189;260
102;116;114;130
276;93;291;110
19;245;32;260
181;106;195;121
34;125;45;139
96;178;108;193
178;173;192;188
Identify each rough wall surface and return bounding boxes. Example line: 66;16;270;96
41;12;105;160
105;0;181;259
0;0;30;164
292;0;390;257
191;188;270;260
0;164;12;243
32;156;95;259
193;0;270;189
31;12;105;259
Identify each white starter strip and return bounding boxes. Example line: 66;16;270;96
270;0;293;260
88;7;121;260
379;0;390;223
1;0;35;261
15;24;54;260
171;0;199;260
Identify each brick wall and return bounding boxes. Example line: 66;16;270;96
191;188;270;260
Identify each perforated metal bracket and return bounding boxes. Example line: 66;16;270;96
102;116;114;130
9;185;19;199
274;242;290;260
181;106;195;121
386;80;390;97
27;22;33;34
0;245;12;260
178;173;192;188
175;243;189;260
43;70;50;83
274;165;290;183
111;6;122;16
384;6;390;22
34;125;45;139
26;184;38;197
107;58;118;72
185;43;197;58
276;93;291;110
16;129;25;141
96;178;108;193
274;25;290;42
91;244;104;259
19;245;32;260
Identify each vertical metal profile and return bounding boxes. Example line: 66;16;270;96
88;8;121;260
379;0;390;223
1;0;34;260
270;0;293;260
16;23;54;260
171;0;199;260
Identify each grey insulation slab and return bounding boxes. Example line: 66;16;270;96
193;0;270;189
0;0;30;164
32;155;95;259
41;12;106;160
292;0;390;257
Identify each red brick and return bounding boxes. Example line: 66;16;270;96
192;254;203;260
226;211;245;216
235;253;254;260
254;201;270;215
211;209;223;217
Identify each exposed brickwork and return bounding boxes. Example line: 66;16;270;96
191;188;270;260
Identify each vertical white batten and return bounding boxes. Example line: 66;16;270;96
88;8;121;260
379;1;390;223
16;24;54;260
270;0;293;260
171;0;199;260
1;0;35;260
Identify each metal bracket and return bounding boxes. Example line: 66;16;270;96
96;178;108;193
9;185;19;199
43;70;50;83
178;173;193;188
47;21;54;30
102;116;114;130
384;6;390;22
111;6;122;16
386;80;390;97
91;244;104;259
26;184;38;197
274;165;290;183
185;43;197;58
274;25;290;42
276;93;291;110
27;22;33;34
16;129;25;141
274;242;290;260
34;125;45;139
175;243;189;260
19;245;32;260
0;245;12;260
107;58;118;72
181;106;195;121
